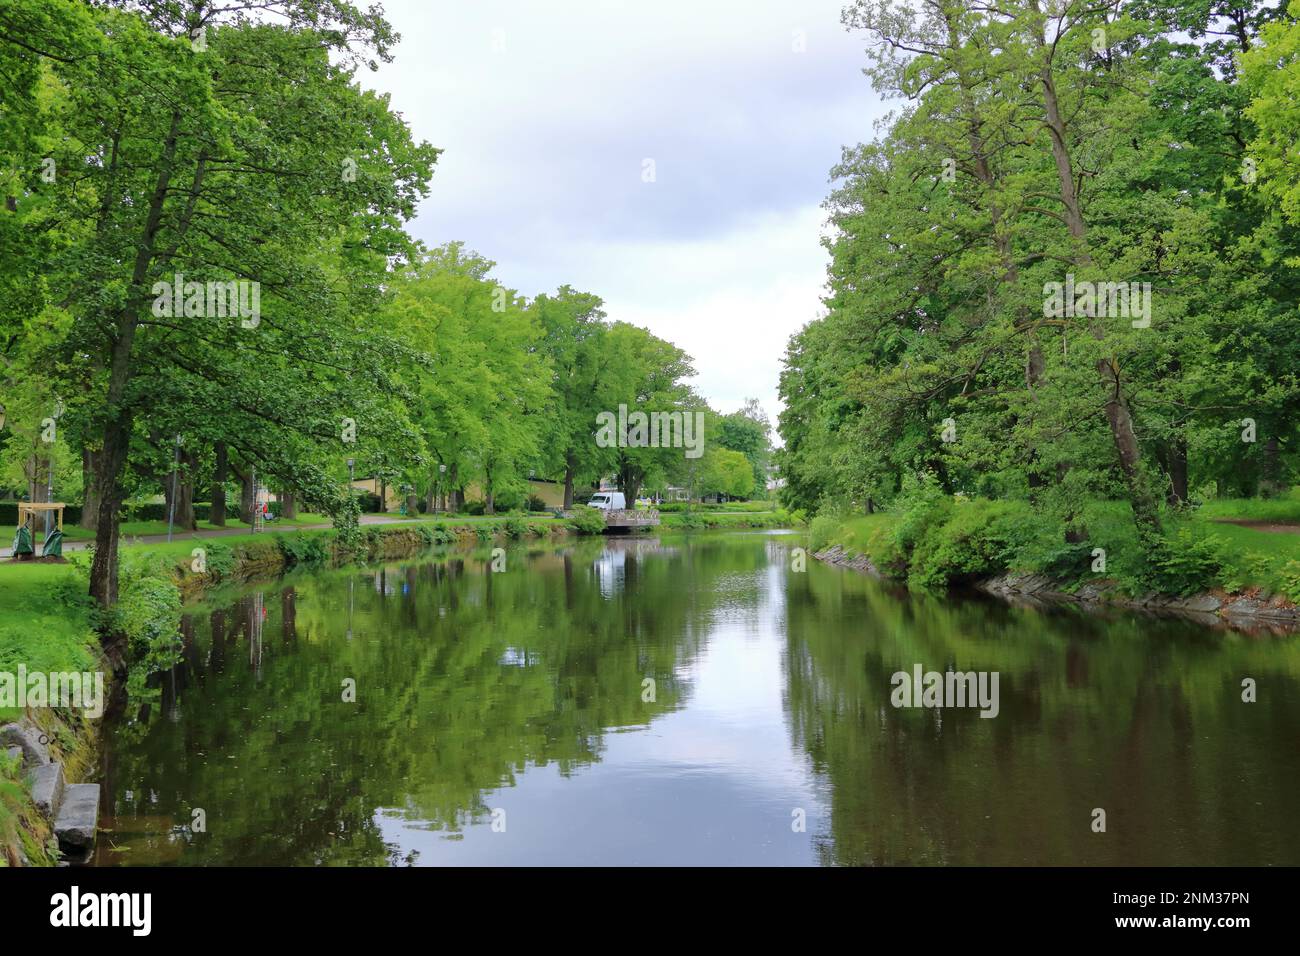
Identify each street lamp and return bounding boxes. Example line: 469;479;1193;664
166;434;183;542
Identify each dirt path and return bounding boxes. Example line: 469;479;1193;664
1211;519;1300;534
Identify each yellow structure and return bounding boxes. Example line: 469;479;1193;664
17;502;65;533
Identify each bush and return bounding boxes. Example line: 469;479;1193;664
102;556;184;704
1143;528;1224;596
526;494;548;512
275;533;330;568
907;499;1030;590
464;499;486;516
566;504;606;535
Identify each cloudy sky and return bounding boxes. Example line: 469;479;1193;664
363;0;888;430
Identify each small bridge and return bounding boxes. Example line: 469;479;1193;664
603;508;659;529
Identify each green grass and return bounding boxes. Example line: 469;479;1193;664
0;562;97;723
1198;488;1300;523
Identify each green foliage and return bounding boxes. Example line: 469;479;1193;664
777;0;1300;578
1279;561;1300;602
275;533;330;569
1143;529;1225;597
906;499;1038;591
0;748;57;867
201;542;236;579
809;514;842;552
102;555;184;704
566;504;607;535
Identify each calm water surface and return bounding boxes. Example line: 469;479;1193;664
97;532;1300;865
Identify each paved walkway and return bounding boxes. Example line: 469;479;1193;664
0;514;426;559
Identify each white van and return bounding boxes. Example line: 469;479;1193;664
587;492;626;511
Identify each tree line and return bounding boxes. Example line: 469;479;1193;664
778;0;1300;553
0;0;771;668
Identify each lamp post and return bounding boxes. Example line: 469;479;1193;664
166;434;183;542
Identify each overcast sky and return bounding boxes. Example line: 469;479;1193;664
363;0;888;430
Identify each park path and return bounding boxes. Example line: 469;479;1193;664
0;514;419;559
1211;519;1300;534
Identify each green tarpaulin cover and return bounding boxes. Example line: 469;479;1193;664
41;527;64;557
12;524;33;556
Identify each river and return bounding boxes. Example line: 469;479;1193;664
95;531;1300;865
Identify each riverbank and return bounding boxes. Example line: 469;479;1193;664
811;493;1300;631
0;561;102;866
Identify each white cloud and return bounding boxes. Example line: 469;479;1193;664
365;0;887;427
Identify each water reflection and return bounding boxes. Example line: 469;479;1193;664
96;533;1300;866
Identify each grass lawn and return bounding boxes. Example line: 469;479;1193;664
1198;488;1300;523
0;563;97;723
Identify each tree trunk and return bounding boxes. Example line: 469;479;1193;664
163;448;197;531
563;453;576;510
1099;359;1162;547
210;441;228;526
1259;436;1283;497
280;489;297;520
80;447;100;531
90;406;134;673
484;464;495;515
26;454;50;504
617;460;643;506
1165;437;1188;507
239;468;257;525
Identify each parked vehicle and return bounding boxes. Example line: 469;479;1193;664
587;491;626;511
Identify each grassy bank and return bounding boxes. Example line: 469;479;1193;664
811;489;1300;603
660;508;798;530
0;562;102;867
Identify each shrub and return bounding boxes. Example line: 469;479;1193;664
102;556;184;705
1143;528;1224;596
200;541;236;578
464;499;486;516
566;504;607;535
275;533;330;568
907;499;1029;590
890;476;951;562
526;494;548;512
1278;560;1300;603
504;516;529;538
